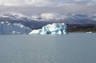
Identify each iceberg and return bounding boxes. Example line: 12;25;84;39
29;23;66;35
0;21;32;34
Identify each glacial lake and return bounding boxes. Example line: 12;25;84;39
0;33;96;63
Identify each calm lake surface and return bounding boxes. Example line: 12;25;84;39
0;33;96;63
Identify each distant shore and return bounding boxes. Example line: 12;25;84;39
67;24;96;32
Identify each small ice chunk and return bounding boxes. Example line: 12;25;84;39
29;30;40;34
1;22;4;24
86;32;92;33
7;23;11;25
12;31;16;34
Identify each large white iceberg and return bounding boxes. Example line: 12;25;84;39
29;23;66;35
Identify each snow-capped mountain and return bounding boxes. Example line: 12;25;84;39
29;23;66;35
0;12;31;22
1;12;96;24
31;13;96;24
0;12;96;34
31;13;67;21
0;13;51;30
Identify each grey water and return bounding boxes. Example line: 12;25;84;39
0;33;96;63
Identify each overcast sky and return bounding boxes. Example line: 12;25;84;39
0;0;96;7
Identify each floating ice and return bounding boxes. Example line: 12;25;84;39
0;22;32;34
86;32;93;34
29;23;66;35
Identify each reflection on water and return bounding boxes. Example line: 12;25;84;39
0;33;96;63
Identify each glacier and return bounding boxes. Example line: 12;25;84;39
29;23;66;35
0;21;32;34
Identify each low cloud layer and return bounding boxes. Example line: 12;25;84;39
0;0;96;7
0;0;59;6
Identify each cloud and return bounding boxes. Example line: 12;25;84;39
0;0;59;6
0;0;96;7
72;0;88;2
0;0;24;6
58;0;96;7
